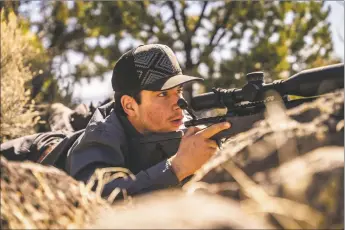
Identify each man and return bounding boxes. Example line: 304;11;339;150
65;44;230;198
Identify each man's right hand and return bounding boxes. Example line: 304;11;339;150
170;122;231;181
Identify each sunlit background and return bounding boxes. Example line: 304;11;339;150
72;2;344;105
0;1;339;109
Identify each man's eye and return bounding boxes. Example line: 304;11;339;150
158;92;168;97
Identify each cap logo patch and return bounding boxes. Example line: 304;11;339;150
141;69;167;86
155;54;176;74
134;50;158;70
133;45;181;86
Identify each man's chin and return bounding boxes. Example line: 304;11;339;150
145;126;179;134
145;121;183;133
162;126;182;133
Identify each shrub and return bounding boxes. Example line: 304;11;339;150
0;11;41;142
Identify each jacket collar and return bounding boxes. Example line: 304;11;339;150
116;111;143;138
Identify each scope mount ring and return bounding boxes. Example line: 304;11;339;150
212;87;237;108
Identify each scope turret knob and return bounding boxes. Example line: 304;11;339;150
246;71;264;83
242;71;265;102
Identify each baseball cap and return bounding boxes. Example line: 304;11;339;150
111;44;204;92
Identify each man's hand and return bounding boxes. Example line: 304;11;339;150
169;122;231;181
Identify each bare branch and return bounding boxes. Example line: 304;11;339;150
215;3;233;45
192;1;209;34
208;2;233;46
208;22;220;47
215;29;227;46
164;15;173;24
167;1;182;34
196;2;235;67
207;2;234;51
180;0;189;35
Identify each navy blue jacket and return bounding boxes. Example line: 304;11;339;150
66;103;182;197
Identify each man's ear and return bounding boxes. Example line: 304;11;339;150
121;95;137;117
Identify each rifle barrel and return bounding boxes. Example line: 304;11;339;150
282;63;344;96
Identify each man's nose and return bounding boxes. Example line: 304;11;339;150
172;94;183;110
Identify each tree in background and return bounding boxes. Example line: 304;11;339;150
214;1;340;90
0;11;42;142
8;0;341;104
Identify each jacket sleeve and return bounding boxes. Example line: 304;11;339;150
67;146;180;197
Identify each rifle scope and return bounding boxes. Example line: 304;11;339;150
190;63;344;111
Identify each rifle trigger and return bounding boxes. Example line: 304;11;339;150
215;139;222;149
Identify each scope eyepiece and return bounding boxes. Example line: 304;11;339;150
177;98;188;110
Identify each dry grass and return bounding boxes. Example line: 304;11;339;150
184;146;344;229
0;154;139;229
0;11;41;142
0;156;113;229
184;90;344;229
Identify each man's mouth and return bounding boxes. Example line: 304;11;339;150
170;116;183;126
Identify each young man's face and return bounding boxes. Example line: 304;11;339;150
132;86;185;133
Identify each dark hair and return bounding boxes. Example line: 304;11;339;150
114;90;142;116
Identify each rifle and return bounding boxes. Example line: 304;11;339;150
132;63;344;166
180;63;344;141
